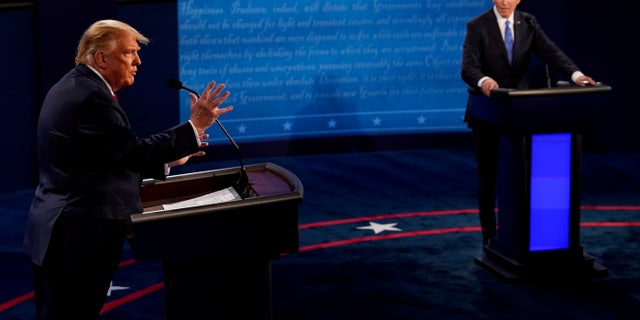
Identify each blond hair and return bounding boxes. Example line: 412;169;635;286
75;19;150;65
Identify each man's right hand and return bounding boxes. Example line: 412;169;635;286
480;78;499;97
189;81;233;134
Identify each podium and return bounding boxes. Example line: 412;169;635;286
127;162;303;319
468;84;612;282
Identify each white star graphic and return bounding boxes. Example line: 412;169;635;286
372;117;382;126
237;124;247;134
107;281;130;297
328;118;337;128
417;115;426;125
357;221;402;234
283;121;293;131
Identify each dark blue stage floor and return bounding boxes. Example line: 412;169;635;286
2;148;640;319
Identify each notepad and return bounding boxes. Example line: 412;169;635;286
162;186;241;210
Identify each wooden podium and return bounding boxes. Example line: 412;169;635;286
468;84;612;282
127;162;303;319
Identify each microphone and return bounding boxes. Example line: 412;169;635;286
166;78;251;198
524;16;537;28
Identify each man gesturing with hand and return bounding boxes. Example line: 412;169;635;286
24;19;233;320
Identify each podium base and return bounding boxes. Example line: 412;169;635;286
163;256;273;320
475;244;608;283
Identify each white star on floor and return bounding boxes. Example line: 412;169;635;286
107;281;130;297
357;221;401;234
283;121;293;131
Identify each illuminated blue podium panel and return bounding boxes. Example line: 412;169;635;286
468;85;611;282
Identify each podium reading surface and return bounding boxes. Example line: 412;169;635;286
128;162;303;319
468;84;612;282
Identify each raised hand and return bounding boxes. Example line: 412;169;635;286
189;81;234;135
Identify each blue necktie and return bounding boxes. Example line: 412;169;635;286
504;20;513;63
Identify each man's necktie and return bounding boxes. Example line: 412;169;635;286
112;93;119;103
504;20;513;63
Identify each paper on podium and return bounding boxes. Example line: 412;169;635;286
161;186;241;211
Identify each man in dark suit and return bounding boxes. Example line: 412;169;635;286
461;0;596;246
23;19;233;319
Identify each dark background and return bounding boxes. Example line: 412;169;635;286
0;0;634;192
1;2;639;318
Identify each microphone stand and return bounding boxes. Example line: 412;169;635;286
545;64;551;88
169;80;251;198
527;16;552;88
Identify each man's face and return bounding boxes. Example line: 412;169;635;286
493;0;521;18
100;32;142;92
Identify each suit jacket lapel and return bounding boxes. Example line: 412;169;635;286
75;64;132;128
486;10;511;66
511;11;527;67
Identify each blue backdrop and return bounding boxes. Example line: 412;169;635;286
177;0;491;144
0;0;634;191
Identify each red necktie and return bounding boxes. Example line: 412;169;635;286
112;93;119;103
